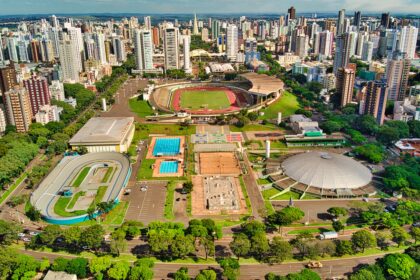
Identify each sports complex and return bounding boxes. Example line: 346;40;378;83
148;73;284;117
30;152;131;225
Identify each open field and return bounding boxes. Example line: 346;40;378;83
128;99;155;117
259;91;300;120
180;90;231;110
72;167;90;187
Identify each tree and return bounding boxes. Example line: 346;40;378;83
195;269;217;280
336;240;354;256
128;259;154;280
353;143;385;163
39;225;61;246
107;261;130;280
267;206;304;233
66;257;88;278
174;267;189;280
182;181;193;193
89;256;112;279
80;225;104;251
0;220;22;245
199;236;215;260
10;254;40;280
51;257;69;272
230;233;251;260
218;257;240;280
327;207;348;218
355;115;378;135
110;229;127;256
408;120;420;137
332;221;345;233
351;230;376;253
377;126;400;146
411;227;420;243
267;237;292;263
241;220;266;237
392;227;410;247
172;235;195;259
250;232;270;257
381;253;416;280
375;230;392;250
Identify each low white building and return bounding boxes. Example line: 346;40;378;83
393;97;420;122
35;105;62;124
49;80;65;101
69;117;135;153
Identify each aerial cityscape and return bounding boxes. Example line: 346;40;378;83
0;1;419;279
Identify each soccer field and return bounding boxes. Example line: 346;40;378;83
179;90;231;110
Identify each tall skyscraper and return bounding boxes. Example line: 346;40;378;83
163;26;179;70
364;81;388;125
134;29;154;71
353;11;361;30
333;33;351;74
336;67;355;107
337;9;346;36
398;26;418;59
64;27;84;72
0;34;4;63
386;51;410;101
152;27;160;46
226;24;238;62
211;20;220;40
4;86;33;132
93;33;107;65
0;63;17;95
361;41;373;62
112;37;126;63
315;30;333;57
7;37;18;62
50;15;59;28
193;14;199;35
288;6;296;20
23;75;51;115
59;39;80;82
183;35;191;73
295;35;308;58
381;13;390;28
144;16;152;30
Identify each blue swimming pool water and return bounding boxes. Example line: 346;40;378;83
153;138;181;156
159;161;179;174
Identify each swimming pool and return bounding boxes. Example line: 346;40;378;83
153;138;181;156
159;161;179;174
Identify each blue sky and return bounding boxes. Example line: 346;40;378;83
2;0;420;15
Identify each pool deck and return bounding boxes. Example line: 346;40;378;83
152;159;184;177
146;136;185;160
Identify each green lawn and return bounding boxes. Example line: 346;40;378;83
229;123;280;132
137;159;156;180
67;191;86;209
72;167;90;187
272;190;301;200
262;188;282;200
0;172;27;205
136;124;196;139
259;91;300;120
54;196;87;217
239;176;252;211
101;167;114;183
164;182;176;220
257;178;271;185
129;99;155;117
92;186;108;205
179;90;230;110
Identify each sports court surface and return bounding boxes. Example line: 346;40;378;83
180;89;231;110
199;152;241;175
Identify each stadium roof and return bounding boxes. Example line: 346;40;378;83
240;72;284;96
69;117;134;145
281;152;372;189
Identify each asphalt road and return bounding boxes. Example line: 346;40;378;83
20;248;395;280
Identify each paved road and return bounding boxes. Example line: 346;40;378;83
20;248;396;280
242;153;266;220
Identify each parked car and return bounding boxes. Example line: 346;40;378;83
307;261;323;268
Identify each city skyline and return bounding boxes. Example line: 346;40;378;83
2;0;420;15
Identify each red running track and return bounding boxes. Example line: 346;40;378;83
172;86;248;115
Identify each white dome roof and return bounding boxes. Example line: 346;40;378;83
281;152;372;189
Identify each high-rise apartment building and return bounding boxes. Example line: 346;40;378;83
152;27;160;46
314;30;333;57
4;86;33;132
337;9;346;36
295;35;308;58
361;41;373;62
134;29;154;71
364;81;388;125
381;13;390;28
59;39;80;83
0;106;6;134
35;105;61;124
23;75;51;115
386;51;410;101
398;26;418;59
144;16;152;30
226;24;238;62
288;6;296;20
112;37;126;63
336;67;355;107
183;35;191;73
0;63;17;95
211;20;220;40
353;11;361;29
333;33;351;74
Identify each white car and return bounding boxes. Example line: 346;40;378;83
22;238;31;242
18;233;25;237
29;232;39;236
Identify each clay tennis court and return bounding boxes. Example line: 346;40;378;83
199;152;241;175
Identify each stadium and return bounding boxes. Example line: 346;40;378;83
148;73;284;117
265;151;376;198
30;152;131;225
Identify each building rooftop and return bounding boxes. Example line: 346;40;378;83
44;271;77;280
69;117;134;144
282;151;372;189
240;72;284;96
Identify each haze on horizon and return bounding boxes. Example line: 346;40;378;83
3;0;420;16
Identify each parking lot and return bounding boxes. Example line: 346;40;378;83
122;181;167;225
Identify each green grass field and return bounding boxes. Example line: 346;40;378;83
180;90;231;110
101;167;114;183
259;91;300;120
72;167;90;187
54;196;87;217
129;99;155;117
